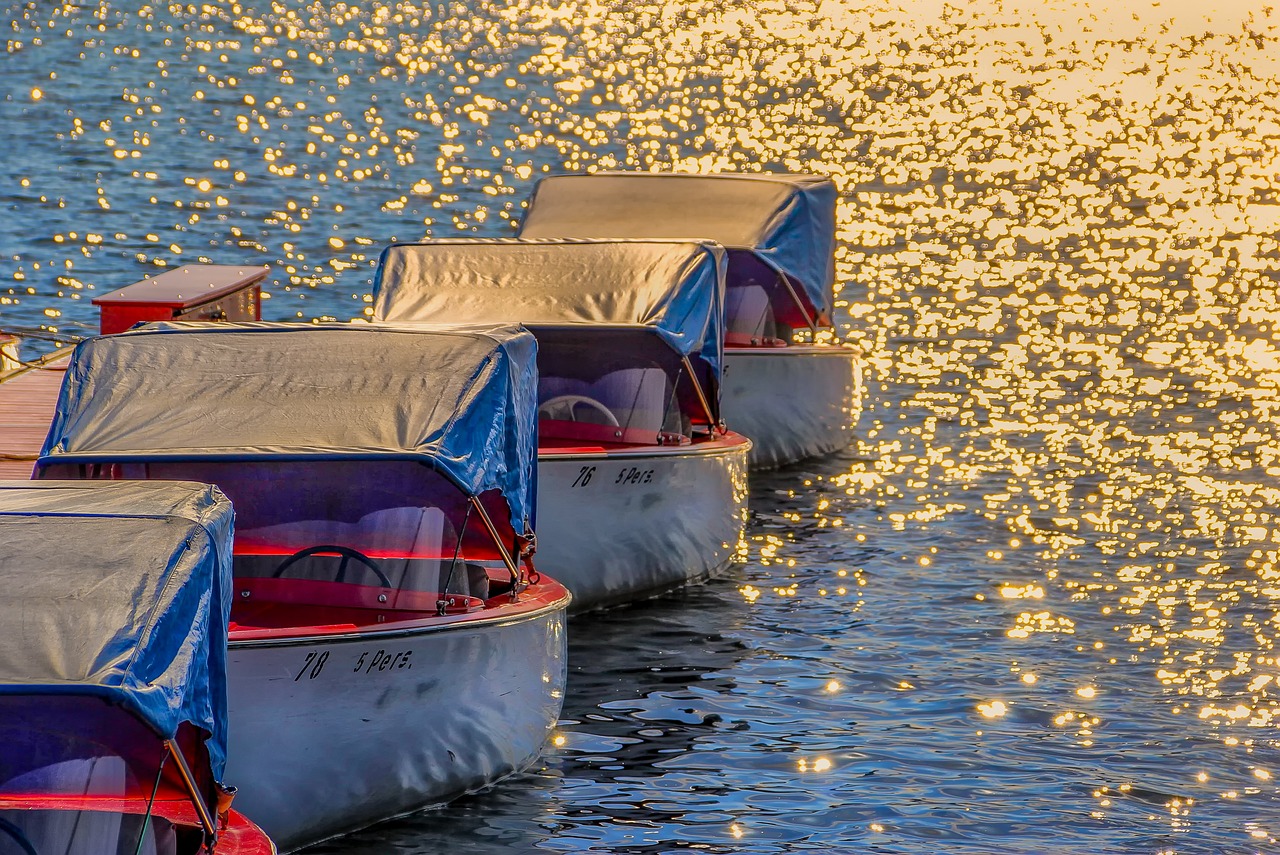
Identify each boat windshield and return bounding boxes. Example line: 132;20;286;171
536;346;692;445
725;284;780;343
724;248;814;340
0;698;195;855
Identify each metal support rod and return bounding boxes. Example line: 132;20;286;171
681;356;721;434
469;496;522;593
164;740;217;848
442;501;473;599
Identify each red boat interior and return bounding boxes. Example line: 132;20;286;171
0;698;271;854
226;570;511;638
39;459;530;637
532;334;732;453
724;282;793;348
0;795;272;855
722;247;831;345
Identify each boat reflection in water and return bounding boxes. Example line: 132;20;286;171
303;582;754;855
0;480;275;855
372;238;751;612
32;322;571;850
519;173;864;469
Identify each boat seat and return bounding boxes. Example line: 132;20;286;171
443;560;490;600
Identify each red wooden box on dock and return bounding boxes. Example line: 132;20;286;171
92;264;269;335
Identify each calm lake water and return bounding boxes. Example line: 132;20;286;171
6;0;1280;852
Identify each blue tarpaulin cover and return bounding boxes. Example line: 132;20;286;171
371;239;726;418
517;173;838;328
0;480;233;779
36;322;539;538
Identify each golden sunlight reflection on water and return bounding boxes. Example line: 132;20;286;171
5;0;1280;848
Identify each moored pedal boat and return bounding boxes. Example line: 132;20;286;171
519;172;864;469
0;480;274;855
533;436;749;610
720;344;863;469
372;239;751;611
33;322;570;850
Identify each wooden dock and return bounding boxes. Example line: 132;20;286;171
0;357;67;479
1;266;266;479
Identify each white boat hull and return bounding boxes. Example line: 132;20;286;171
224;595;568;851
722;345;863;469
536;435;750;612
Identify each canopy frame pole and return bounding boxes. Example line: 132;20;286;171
441;500;474;604
681;356;722;435
777;270;819;335
470;496;523;596
132;747;169;855
164;740;217;849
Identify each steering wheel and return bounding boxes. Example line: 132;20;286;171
272;545;392;587
0;818;38;855
538;395;619;426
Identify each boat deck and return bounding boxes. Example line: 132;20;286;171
0;357;66;479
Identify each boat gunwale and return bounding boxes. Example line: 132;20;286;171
228;580;570;648
537;431;751;461
724;342;862;358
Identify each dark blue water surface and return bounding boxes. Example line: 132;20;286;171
6;1;1280;852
